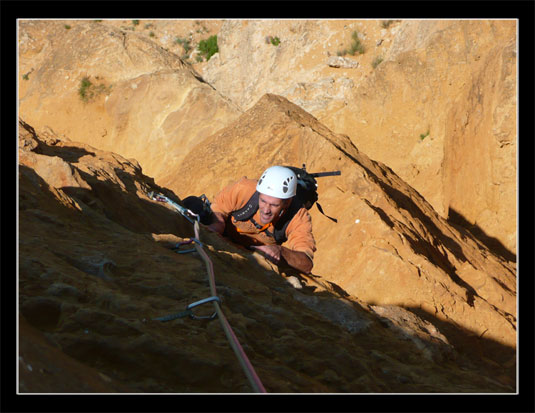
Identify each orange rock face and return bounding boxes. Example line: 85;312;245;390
18;20;241;187
16;18;518;397
175;94;516;350
199;19;517;257
17;107;516;394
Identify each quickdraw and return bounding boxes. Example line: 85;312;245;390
147;190;267;393
173;238;203;254
148;191;197;224
153;296;221;321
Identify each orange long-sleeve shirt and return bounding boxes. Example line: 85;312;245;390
210;177;316;261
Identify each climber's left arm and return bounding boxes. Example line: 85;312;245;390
251;244;313;274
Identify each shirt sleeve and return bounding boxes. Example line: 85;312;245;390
210;177;256;219
284;208;316;261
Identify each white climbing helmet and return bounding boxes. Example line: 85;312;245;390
256;166;297;199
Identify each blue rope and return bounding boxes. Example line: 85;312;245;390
152;310;192;322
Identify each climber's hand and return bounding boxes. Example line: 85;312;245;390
251;244;282;264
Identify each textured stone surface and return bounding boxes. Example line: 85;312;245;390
371;305;456;363
199;19;517;256
18;20;241;190
17;120;516;394
175;94;516;352
16;18;518;396
18;18;517;256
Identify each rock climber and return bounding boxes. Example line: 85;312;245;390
206;166;316;274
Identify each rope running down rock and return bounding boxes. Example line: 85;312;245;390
148;191;267;393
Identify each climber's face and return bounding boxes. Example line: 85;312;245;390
258;193;290;225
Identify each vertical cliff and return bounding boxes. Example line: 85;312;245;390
200;19;517;257
18;119;516;394
16;18;519;397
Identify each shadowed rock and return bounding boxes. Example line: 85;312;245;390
18;112;516;393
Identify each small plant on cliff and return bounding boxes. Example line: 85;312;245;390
22;68;34;80
194;20;210;34
175;37;192;54
381;20;395;29
372;56;384;68
337;31;365;56
270;36;281;46
420;130;430;141
349;31;365;55
78;76;110;103
197;35;218;61
78;77;93;102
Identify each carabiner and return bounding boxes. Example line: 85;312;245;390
187;296;221;320
173;238;199;254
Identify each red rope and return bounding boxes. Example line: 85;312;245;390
149;191;267;392
192;220;267;393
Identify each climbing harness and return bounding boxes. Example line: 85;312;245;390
147;190;267;393
236;215;273;234
231;191;301;243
